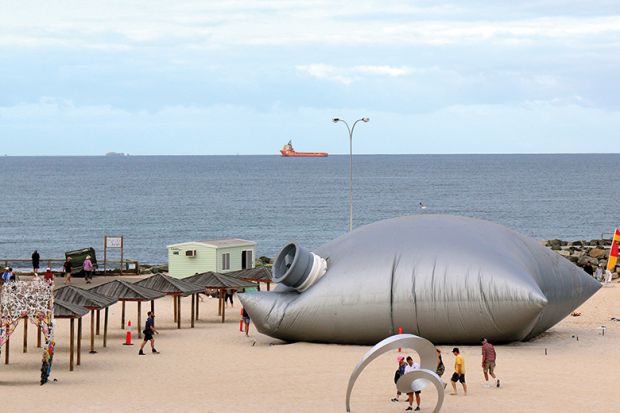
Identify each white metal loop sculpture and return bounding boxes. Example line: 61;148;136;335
345;334;444;413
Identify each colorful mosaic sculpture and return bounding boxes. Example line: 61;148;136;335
0;279;55;384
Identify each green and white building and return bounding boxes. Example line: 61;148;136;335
166;239;256;279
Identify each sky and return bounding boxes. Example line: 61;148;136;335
1;0;619;155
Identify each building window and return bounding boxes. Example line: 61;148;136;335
242;250;253;269
222;253;230;270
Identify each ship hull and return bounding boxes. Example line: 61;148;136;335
280;150;328;157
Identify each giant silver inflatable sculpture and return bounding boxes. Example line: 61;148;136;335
239;215;600;344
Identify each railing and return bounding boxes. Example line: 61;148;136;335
1;258;141;275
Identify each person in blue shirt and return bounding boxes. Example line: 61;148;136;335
139;311;160;355
2;267;11;284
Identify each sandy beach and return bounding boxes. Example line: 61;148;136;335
1;276;618;413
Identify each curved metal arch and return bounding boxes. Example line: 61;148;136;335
345;334;444;412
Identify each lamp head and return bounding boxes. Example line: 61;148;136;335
332;118;340;123
361;117;369;122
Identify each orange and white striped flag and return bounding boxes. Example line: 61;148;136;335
607;228;619;271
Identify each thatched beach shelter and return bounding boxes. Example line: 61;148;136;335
54;298;89;371
226;267;272;291
134;273;203;329
54;285;118;355
183;271;256;323
89;280;165;339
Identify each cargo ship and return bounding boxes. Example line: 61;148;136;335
280;140;328;157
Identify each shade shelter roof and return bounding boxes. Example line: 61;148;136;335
183;271;256;289
54;298;89;318
135;273;203;295
54;285;118;309
226;267;272;282
89;280;165;301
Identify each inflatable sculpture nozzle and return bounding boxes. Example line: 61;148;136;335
273;242;327;292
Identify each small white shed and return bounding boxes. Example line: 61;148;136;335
167;239;256;279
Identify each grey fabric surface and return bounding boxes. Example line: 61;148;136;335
239;215;601;345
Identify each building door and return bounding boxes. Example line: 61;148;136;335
242;250;253;269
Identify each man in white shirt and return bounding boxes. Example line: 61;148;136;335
403;356;422;411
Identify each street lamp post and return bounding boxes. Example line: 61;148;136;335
332;117;370;232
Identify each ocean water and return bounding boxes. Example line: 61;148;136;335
0;154;618;265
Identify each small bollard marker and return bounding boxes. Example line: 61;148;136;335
123;320;133;345
397;327;403;352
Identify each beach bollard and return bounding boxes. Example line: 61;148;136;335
397;327;403;352
239;308;244;332
123;320;133;346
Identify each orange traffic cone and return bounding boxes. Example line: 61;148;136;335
123;320;133;345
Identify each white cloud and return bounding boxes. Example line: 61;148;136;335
1;1;620;50
296;64;411;84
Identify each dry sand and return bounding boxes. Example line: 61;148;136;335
1;276;618;413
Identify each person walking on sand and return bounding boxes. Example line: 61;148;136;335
32;250;40;274
63;257;72;285
225;288;235;308
391;356;407;402
139;312;160;355
404;356;422;411
450;348;467;396
83;255;94;284
481;338;499;388
605;268;613;284
242;307;251;336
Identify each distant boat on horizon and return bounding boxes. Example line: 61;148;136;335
280;140;328;157
105;152;127;157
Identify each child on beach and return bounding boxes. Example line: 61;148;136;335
450;348;467;396
242;307;251;336
391;356;407;402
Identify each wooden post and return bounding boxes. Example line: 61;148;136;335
4;335;9;364
89;309;96;354
96;309;100;335
221;289;226;323
196;293;200;320
177;295;181;329
267;281;271;291
191;294;195;328
121;300;126;329
151;300;154;313
120;236;124;275
23;317;28;353
37;321;42;348
137;301;142;339
173;295;177;322
70;318;75;371
218;290;222;316
77;317;82;366
103;307;109;348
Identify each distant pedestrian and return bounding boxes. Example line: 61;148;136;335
83;255;94;284
43;267;54;284
605;269;613;284
2;267;10;284
594;265;603;282
450;348;467;396
32;250;40;274
225;288;235;308
242;307;251;336
436;348;445;377
391;356;407;402
9;267;17;281
63;257;72;285
404;355;422;411
139;311;160;355
481;338;499;388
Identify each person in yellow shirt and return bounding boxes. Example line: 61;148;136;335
450;347;468;396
